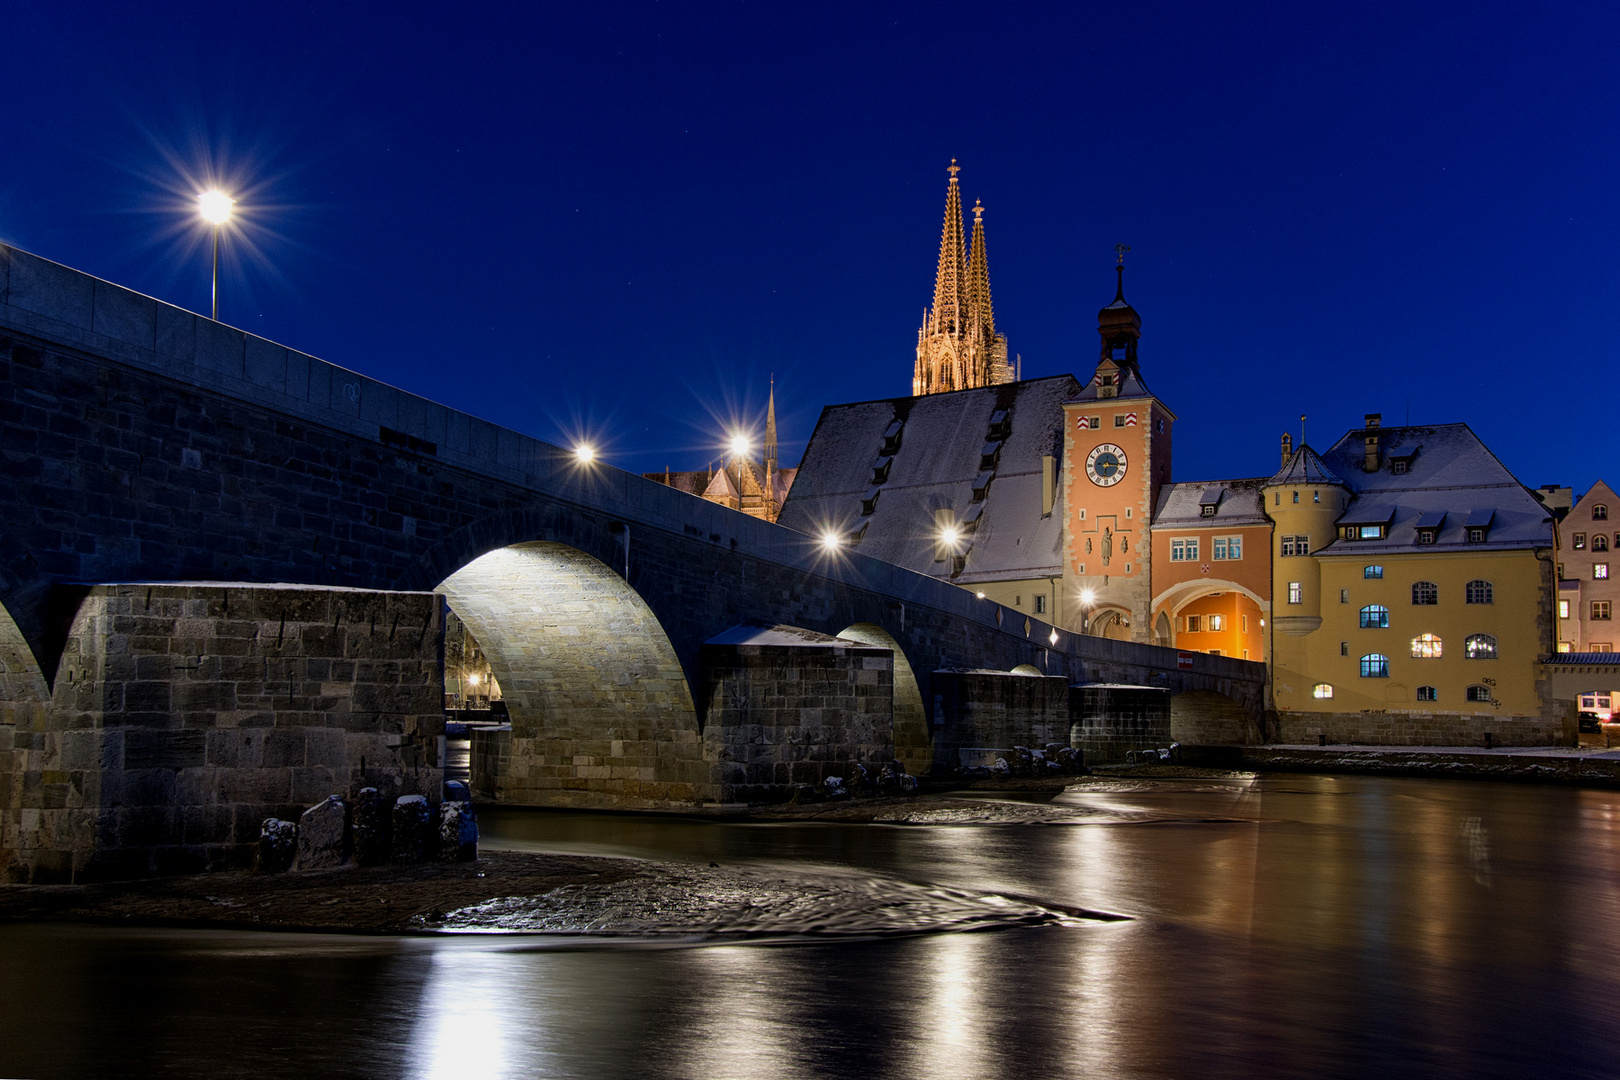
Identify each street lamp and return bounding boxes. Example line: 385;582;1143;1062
820;529;841;552
1079;587;1097;635
573;443;596;464
197;190;235;320
729;432;752;459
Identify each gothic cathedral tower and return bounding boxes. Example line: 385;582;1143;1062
1061;254;1175;642
913;161;1014;395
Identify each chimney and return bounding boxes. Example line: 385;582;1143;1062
1280;432;1293;468
1042;455;1056;516
1363;413;1381;473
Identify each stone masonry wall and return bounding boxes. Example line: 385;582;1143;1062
932;671;1071;769
701;638;894;804
1273;708;1573;748
4;584;443;882
1071;685;1172;764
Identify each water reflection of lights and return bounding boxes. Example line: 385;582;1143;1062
671;946;805;1080
913;933;996;1079
405;946;518;1079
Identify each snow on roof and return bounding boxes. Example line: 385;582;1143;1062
779;376;1079;580
1153;478;1269;527
1266;444;1347;487
704;623;876;648
1313;423;1552;555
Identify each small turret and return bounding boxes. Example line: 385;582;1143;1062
1280;432;1293;468
1264;444;1350;637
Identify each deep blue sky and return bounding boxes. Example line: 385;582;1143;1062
4;2;1616;494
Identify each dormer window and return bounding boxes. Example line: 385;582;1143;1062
1416;528;1437;545
1201;504;1217;517
1464;508;1495;544
1392;460;1409;474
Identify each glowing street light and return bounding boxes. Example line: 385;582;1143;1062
940;525;961;547
197;189;235;321
729;432;752;459
573;443;596;464
819;530;841;552
1078;587;1097;635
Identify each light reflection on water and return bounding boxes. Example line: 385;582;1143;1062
3;775;1620;1078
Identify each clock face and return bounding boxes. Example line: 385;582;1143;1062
1086;443;1128;486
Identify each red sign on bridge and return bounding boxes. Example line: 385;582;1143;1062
1177;651;1195;670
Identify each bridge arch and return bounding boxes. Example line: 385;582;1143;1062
837;622;928;774
436;541;709;807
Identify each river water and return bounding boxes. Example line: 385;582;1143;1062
3;774;1618;1078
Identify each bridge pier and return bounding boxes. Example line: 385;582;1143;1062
2;583;443;882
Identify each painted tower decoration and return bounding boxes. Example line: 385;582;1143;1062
913;161;1014;395
1062;246;1176;642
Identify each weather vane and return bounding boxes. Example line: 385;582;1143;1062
1115;243;1130;266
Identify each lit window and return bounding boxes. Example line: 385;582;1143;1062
1558;641;1572;652
1171;538;1200;562
1359;525;1385;539
1467;685;1493;703
1465;633;1498;659
1597;564;1610;580
1187;614;1202;632
1465;580;1494;604
1596;505;1610;521
1364;565;1384;579
1360;654;1390;678
1313;490;1321;503
1281;535;1310;556
1595;601;1612;621
1411;634;1443;658
1312;683;1334;699
1288;582;1302;604
1574;533;1587;550
1293;491;1300;504
1559;599;1571;619
1416;685;1437;701
1209;649;1222;656
1412;581;1438;605
1209;614;1225;631
1597;535;1612;552
1359;604;1390;628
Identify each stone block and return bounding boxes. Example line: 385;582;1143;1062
293;795;347;870
391;795;430;863
437;800;477;862
8;250;92;327
256;818;296;873
351;786;390;866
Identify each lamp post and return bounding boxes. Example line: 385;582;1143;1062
1079;588;1097;635
197;190;235;320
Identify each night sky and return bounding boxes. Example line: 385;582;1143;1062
5;2;1616;495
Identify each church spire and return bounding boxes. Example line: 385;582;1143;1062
966;199;995;336
913;162;1014;396
929;159;968;336
765;375;778;474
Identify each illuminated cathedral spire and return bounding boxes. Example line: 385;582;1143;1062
913;162;1013;396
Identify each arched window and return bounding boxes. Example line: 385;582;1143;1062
1467;685;1493;703
1312;683;1334;699
1364;565;1384;579
1465;633;1498;659
1360;654;1390;678
1359;604;1390;628
1596;504;1610;521
1465;580;1494;604
1416;686;1438;701
1411;634;1443;658
1596;535;1611;552
1412;581;1438;605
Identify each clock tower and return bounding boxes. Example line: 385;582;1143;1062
1061;253;1175;642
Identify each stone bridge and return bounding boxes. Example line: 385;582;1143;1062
0;245;1268;879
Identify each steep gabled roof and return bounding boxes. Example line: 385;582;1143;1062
779;375;1079;581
